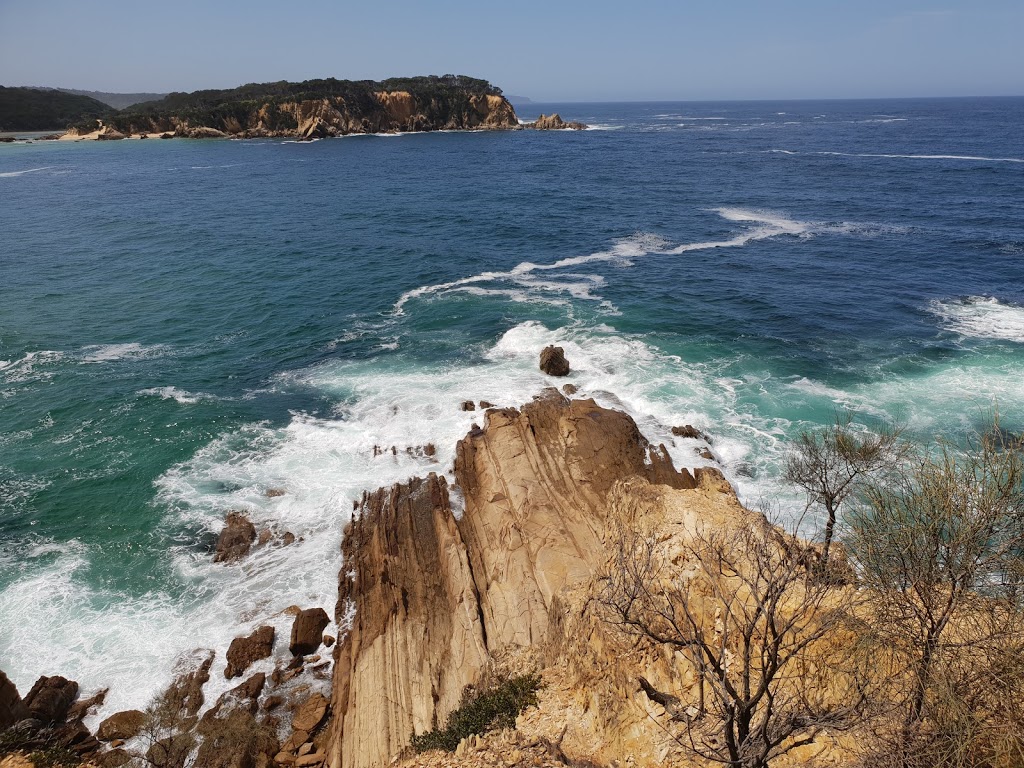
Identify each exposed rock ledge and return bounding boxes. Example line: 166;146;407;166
327;389;735;768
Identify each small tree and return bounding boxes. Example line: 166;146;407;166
601;516;868;768
785;412;907;566
847;426;1024;767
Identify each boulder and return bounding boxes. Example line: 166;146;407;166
214;512;257;563
23;675;78;724
0;670;29;731
97;709;146;742
529;113;587;130
539;345;570;376
289;609;329;656
291;693;329;733
672;424;711;442
97;748;133;767
460;400;476;411
225;626;275;679
66;687;107;721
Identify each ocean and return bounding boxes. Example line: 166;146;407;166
1;97;1023;718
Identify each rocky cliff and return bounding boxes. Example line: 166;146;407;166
326;390;760;768
63;76;525;139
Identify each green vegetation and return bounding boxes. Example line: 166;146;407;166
0;86;112;131
93;74;505;135
410;673;542;753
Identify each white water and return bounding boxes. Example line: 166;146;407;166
930;296;1024;343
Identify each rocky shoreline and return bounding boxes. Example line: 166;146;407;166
1;347;818;768
59;94;587;142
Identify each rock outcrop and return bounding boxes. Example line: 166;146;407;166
97;710;146;742
225;625;275;679
326;389;700;768
23;676;78;724
538;345;570;376
214;512;257;563
64;79;524;140
290;608;331;656
0;670;28;731
528;113;587;130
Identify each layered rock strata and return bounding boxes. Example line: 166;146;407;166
327;390;712;768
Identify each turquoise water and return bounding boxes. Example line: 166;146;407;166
1;97;1023;714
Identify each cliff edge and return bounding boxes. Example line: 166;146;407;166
326;389;752;768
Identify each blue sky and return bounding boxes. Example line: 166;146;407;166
1;0;1021;100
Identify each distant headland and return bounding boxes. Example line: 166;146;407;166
0;76;586;139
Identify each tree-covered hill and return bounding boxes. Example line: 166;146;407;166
0;86;112;131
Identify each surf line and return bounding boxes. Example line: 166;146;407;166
392;208;812;315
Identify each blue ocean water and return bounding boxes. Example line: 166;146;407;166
1;97;1023;714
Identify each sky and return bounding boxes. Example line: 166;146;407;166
1;0;1021;101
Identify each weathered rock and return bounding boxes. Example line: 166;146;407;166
672;424;711;442
266;488;286;498
23;675;78;724
289;609;329;656
479;401;495;409
539;345;570;376
295;752;325;767
562;383;578;395
0;669;29;731
97;748;133;767
329;474;489;768
529;113;587;130
460;400;476;411
282;531;296;546
291;693;329;733
226;625;275;679
97;709;146;741
163;648;215;720
215;512;257;563
322;635;335;648
326;388;708;768
184;126;229;139
66;687;107;722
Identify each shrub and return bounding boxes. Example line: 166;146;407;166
410;673;542;753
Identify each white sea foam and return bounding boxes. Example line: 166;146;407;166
394;209;813;314
0;350;65;384
138;386;217;404
930;297;1024;343
767;149;1024;163
79;343;170;363
1;318;803;717
0;166;56;178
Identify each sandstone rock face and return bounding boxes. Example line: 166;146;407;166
23;675;78;724
97;709;146;742
454;391;694;651
83;92;520;141
539;345;570;376
290;608;330;656
214;512;257;563
225;625;275;678
329;474;488;768
327;390;699;768
0;670;28;731
529;113;587;130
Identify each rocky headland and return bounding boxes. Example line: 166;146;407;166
1;350;861;768
55;76;587;141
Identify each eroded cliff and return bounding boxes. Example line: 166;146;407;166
326;390;751;768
